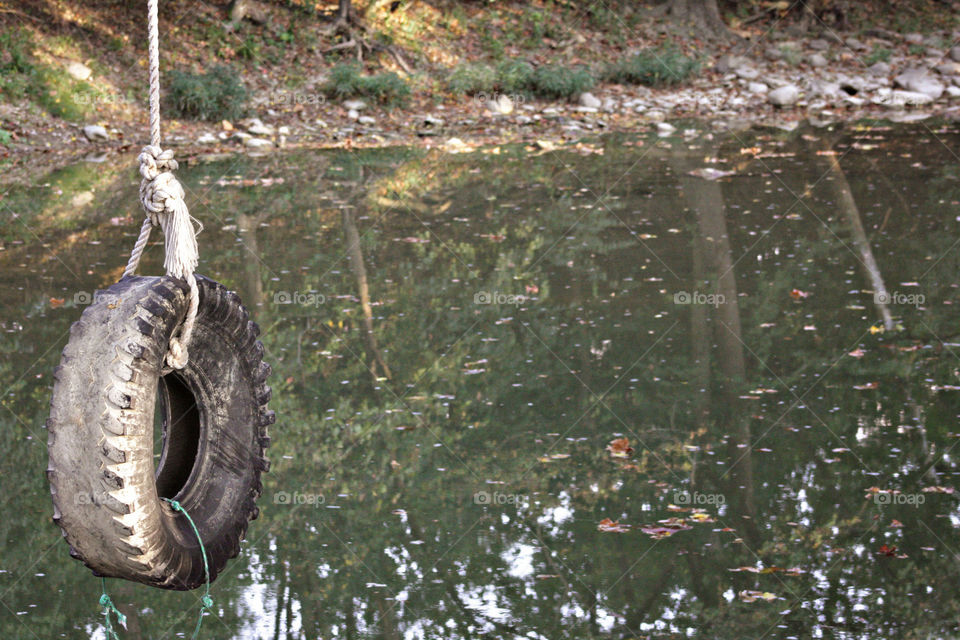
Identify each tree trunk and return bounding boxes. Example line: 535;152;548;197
665;0;731;39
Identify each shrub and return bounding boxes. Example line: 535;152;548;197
496;59;534;94
528;64;594;100
166;65;248;121
324;63;410;107
448;63;497;94
603;47;698;86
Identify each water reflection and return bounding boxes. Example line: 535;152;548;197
1;121;960;639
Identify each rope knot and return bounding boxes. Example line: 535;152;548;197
138;145;184;226
99;594;112;607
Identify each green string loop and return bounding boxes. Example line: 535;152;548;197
163;498;214;640
96;500;213;640
99;577;126;640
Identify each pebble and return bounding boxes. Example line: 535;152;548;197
808;39;830;51
358;115;376;125
196;132;217;144
952;47;960;62
808;53;828;68
883;90;934;106
748;82;768;94
82;125;108;142
768;84;800;106
868;62;891;76
247;123;275;136
904;33;924;45
657;122;676;135
343;99;367;111
347;109;360;120
486;94;513;115
895;69;945;100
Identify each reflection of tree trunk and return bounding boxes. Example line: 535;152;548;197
237;212;265;309
675;153;759;546
375;590;400;640
342;208;392;380
273;562;287;640
816;141;894;331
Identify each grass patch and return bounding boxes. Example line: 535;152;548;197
0;27;100;121
865;46;892;65
448;60;590;101
324;63;410;107
166;65;248;121
603;47;698;87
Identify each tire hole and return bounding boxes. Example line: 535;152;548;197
154;373;201;499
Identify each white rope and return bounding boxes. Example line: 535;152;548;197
123;0;201;371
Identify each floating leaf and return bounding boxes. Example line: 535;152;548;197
606;437;634;458
789;289;810;300
597;518;630;533
739;590;778;603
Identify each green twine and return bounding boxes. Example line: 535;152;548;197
99;577;126;639
163;498;214;640
97;499;213;640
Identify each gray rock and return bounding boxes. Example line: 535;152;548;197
343;99;367;111
196;132;218;144
601;97;617;112
65;61;92;81
764;47;782;61
715;55;749;74
947;86;960;98
808;53;828;68
845;38;868;52
347;108;360;120
748;81;769;94
884;90;934;106
578;92;602;108
904;33;924;45
82;125;108;142
735;65;760;80
809;38;830;51
277;125;291;135
935;62;960;75
656;122;676;135
645;109;666;122
895;69;945;99
576;106;598;113
515;115;533;125
952;47;960;62
357;115;376;125
868;62;891;76
768;84;800;106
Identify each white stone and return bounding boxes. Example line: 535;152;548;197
735;66;760;80
65;61;91;81
883;90;934;106
486;94;513;115
278;125;291;135
247;123;275;136
868;62;890;76
808;53;828;68
947;86;960;98
657;122;676;135
357;115;376;125
748;82;768;94
578;92;601;108
82;125;108;142
768;84;800;106
951;47;960;62
343;99;367;111
347;108;360;120
197;132;217;144
244;137;273;149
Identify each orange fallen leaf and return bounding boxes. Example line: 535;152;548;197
606;437;634;458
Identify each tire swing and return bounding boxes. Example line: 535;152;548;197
45;1;272;635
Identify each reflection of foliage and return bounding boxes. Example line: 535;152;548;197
2;124;960;637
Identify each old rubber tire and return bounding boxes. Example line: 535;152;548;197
46;275;272;590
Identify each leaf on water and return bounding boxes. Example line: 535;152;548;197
853;382;878;390
869;324;885;334
606;437;634;458
789;289;810;300
877;544;907;558
597;518;631;533
535;574;561;580
921;486;955;494
689;512;714;523
889;519;903;528
848;348;866;358
49;298;64;308
739;590;778;603
688;167;735;181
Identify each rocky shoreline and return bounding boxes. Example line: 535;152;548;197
7;27;960;172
